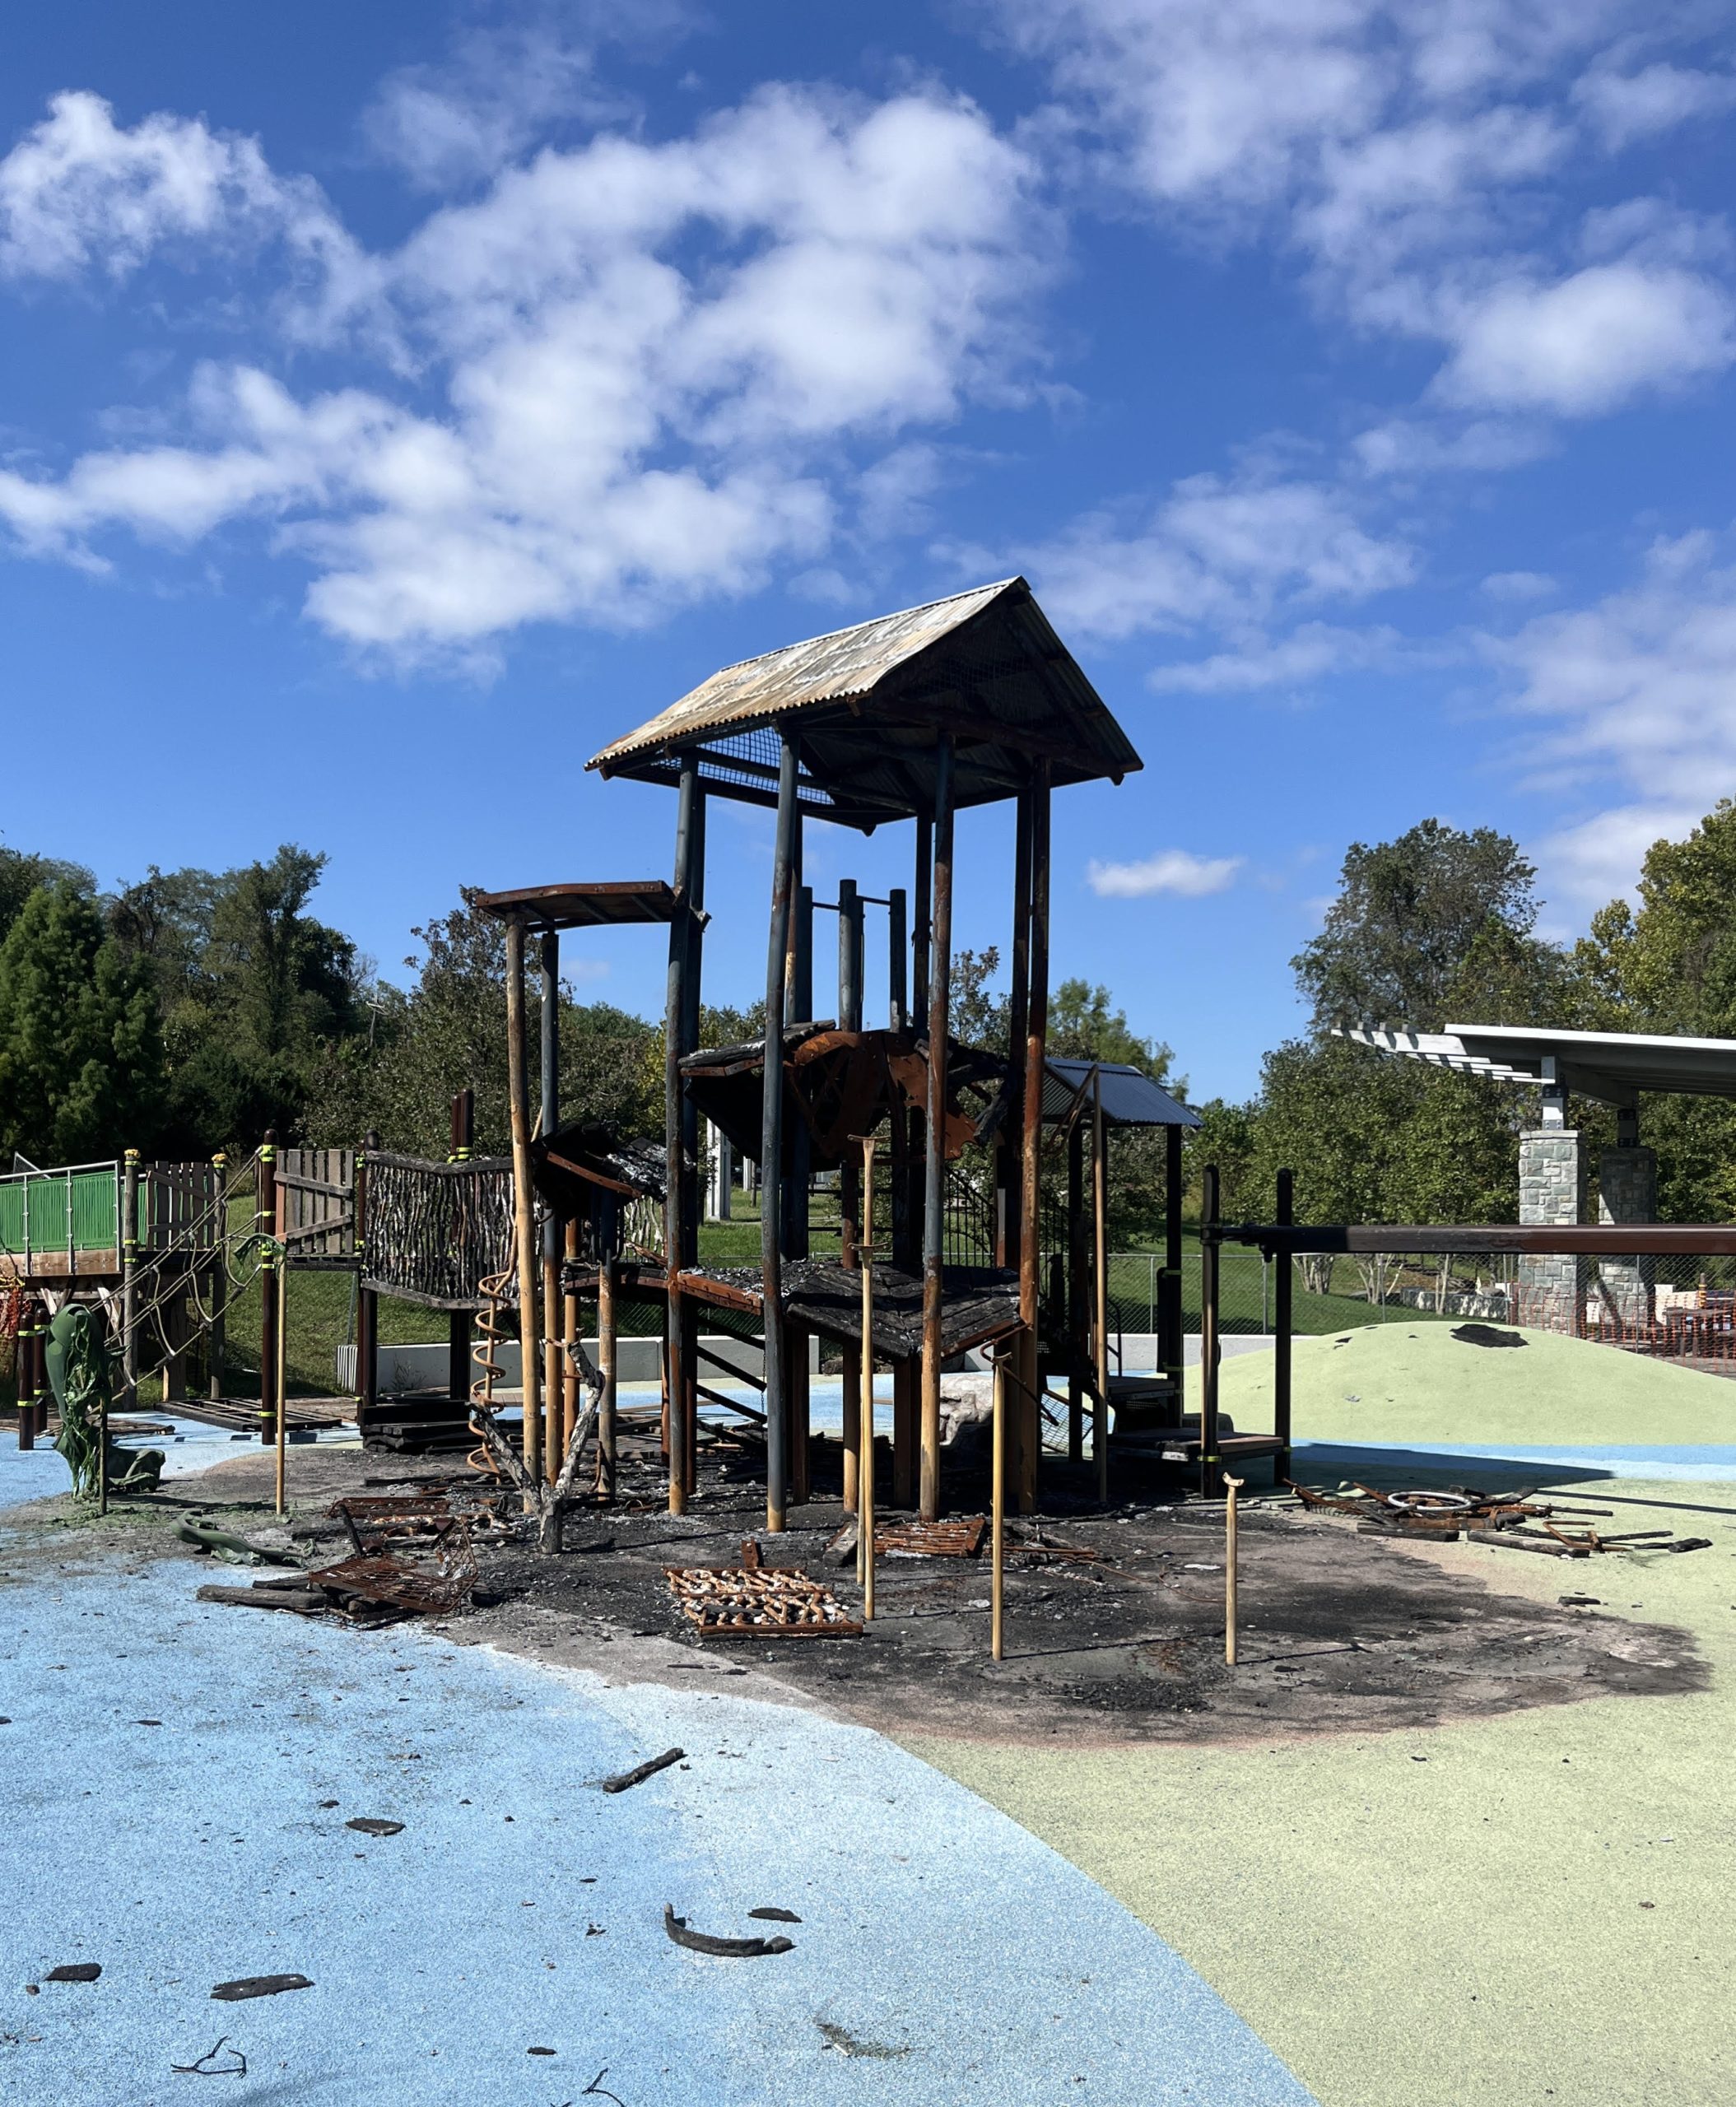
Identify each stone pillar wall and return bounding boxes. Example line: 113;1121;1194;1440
1518;1129;1585;1333
1596;1145;1657;1331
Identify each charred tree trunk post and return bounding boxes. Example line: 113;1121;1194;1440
1019;765;1051;1514
789;872;813;1510
1273;1167;1294;1476
990;1344;1007;1662
1164;1122;1184;1406
257;1136;278;1452
356;1133;379;1427
1067;1117;1086;1463
274;1259;288;1516
1199;1163;1221;1501
449;1091;475;1405
539;929;563;1483
208;1151;227;1402
1092;1069;1110;1505
919;735;955;1522
761;733;800;1532
504;921;543;1483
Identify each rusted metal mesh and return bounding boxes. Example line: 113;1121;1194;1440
875;1518;986;1558
665;1564;861;1638
327;1490;514;1553
305;1522;478;1616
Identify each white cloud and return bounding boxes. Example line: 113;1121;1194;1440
1147;619;1408;691
986;2;1736;429
1534;802;1700;917
1481;569;1555;600
0;91;372;334
0;85;1043;655
1436;262;1734;414
1017;470;1413;642
1087;848;1244;898
1575;61;1736;149
361;17;673;191
1491;528;1736;908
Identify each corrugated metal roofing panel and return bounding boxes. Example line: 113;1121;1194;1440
1041;1059;1201;1128
590;580;1016;771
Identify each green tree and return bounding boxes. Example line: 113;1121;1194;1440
0;880;164;1161
1295;818;1559;1032
0;845;92;946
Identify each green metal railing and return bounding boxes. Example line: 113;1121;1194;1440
0;1161;122;1263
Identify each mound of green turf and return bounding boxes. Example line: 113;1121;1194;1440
1188;1323;1736;1446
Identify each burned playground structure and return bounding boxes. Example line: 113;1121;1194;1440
464;578;1283;1557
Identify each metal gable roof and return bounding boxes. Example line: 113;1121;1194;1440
586;577;1142;827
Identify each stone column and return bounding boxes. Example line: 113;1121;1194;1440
1518;1128;1585;1333
1596;1145;1657;1332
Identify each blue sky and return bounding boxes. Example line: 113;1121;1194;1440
3;2;1734;1100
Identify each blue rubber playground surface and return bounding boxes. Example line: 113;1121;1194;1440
0;1544;1318;2106
1293;1438;1736;1483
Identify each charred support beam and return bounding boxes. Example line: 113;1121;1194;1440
504;923;543;1481
1162;1122;1184;1401
919;735;956;1521
761;733;801;1532
1092;1068;1109;1505
888;886;908;1032
1001;791;1031;1278
540;930;562;1482
784;879;812;1263
1273;1167;1294;1474
1018;765;1051;1514
665;755;700;1513
598;1195;618;1503
1067;1118;1086;1463
906;814;932;1276
1199;1164;1221;1501
892;1356;917;1509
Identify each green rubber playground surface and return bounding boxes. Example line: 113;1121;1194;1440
1194;1320;1736;1448
912;1332;1736;2105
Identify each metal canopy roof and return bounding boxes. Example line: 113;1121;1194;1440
1040;1058;1202;1128
472;880;677;929
1342;1024;1736;1107
586;577;1142;831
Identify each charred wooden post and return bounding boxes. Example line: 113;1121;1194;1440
919;736;955;1521
1273;1167;1294;1476
1018;765;1051;1513
16;1297;38;1449
273;1261;288;1517
540;928;563;1483
905;813;933;1276
208;1151;227;1402
120;1148;140;1419
356;1133;379;1426
597;1192;619;1501
858;1135;877;1617
990;1345;1007;1662
1163;1121;1184;1403
563;1215;581;1478
448;1091;475;1405
681;784;708;1496
761;733;800;1532
888;886;907;1031
504;921;543;1481
1199;1163;1222;1500
1002;788;1031;1276
1092;1069;1110;1505
1067;1117;1086;1463
257;1136;278;1452
784;879;812;1263
665;754;701;1513
790;1321;810;1506
891;1358;917;1508
838;876;863;1512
